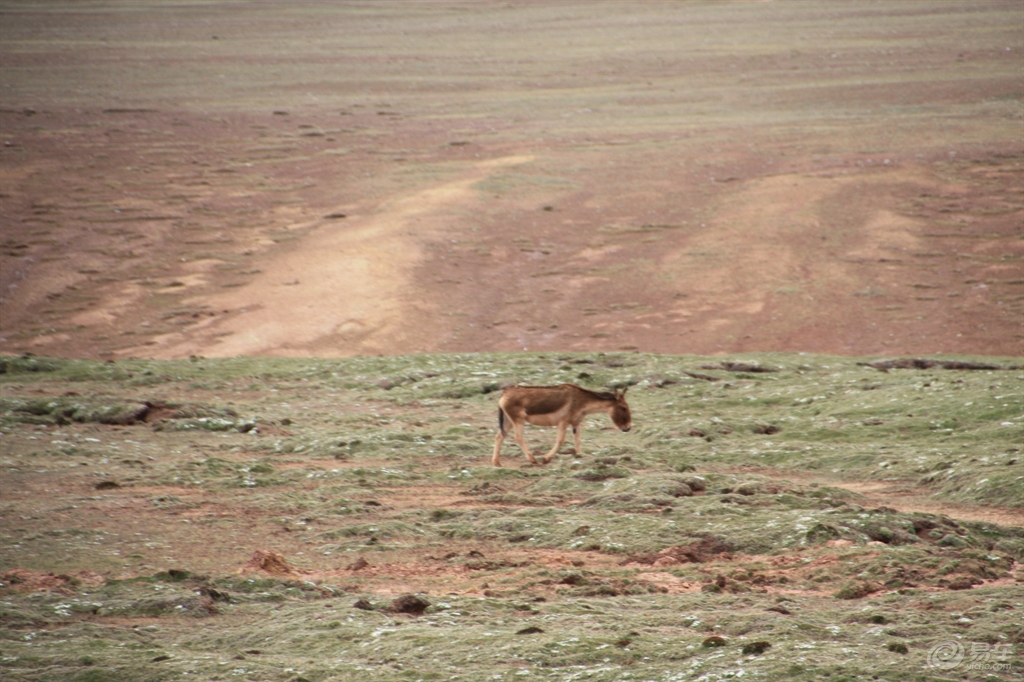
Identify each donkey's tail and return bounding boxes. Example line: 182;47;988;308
497;408;509;437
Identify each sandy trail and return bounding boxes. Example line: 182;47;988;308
130;155;534;359
733;468;1023;528
828;480;1023;528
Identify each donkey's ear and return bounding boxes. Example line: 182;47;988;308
617;387;628;398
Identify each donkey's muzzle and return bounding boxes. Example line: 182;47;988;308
621;426;632;432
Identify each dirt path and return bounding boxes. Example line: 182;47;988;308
130;155;536;359
733;468;1024;528
826;480;1023;528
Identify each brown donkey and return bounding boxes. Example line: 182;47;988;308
492;384;632;466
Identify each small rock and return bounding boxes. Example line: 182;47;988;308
682;476;707;492
352;598;374;611
347;557;369;571
946;576;978;590
734;482;760;496
516;626;544;635
199;586;230;602
742;641;772;655
670;483;694;498
702;636;727;648
559;573;587;586
389;594;430;616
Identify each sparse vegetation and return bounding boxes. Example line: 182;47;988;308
1;353;1021;680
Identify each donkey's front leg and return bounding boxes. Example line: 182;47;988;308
572;424;584;456
543;423;569;464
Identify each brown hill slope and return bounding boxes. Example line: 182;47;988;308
1;1;1020;359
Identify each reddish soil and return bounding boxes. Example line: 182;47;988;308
1;1;1021;360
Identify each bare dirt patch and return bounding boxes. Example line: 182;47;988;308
730;467;1024;528
1;1;1020;359
824;480;1023;528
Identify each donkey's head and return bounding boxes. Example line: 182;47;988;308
610;388;632;432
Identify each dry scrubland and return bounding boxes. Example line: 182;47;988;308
0;1;1023;681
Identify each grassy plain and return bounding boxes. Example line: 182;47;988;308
1;353;1022;681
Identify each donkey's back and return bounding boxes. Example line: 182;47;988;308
499;383;595;421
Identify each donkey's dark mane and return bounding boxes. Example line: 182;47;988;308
567;384;618;401
588;389;618;401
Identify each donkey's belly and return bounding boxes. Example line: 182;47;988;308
524;408;568;427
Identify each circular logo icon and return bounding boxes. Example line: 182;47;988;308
927;641;965;670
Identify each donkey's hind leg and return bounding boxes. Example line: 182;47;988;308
492;430;505;467
493;408;509;466
511;420;539;465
